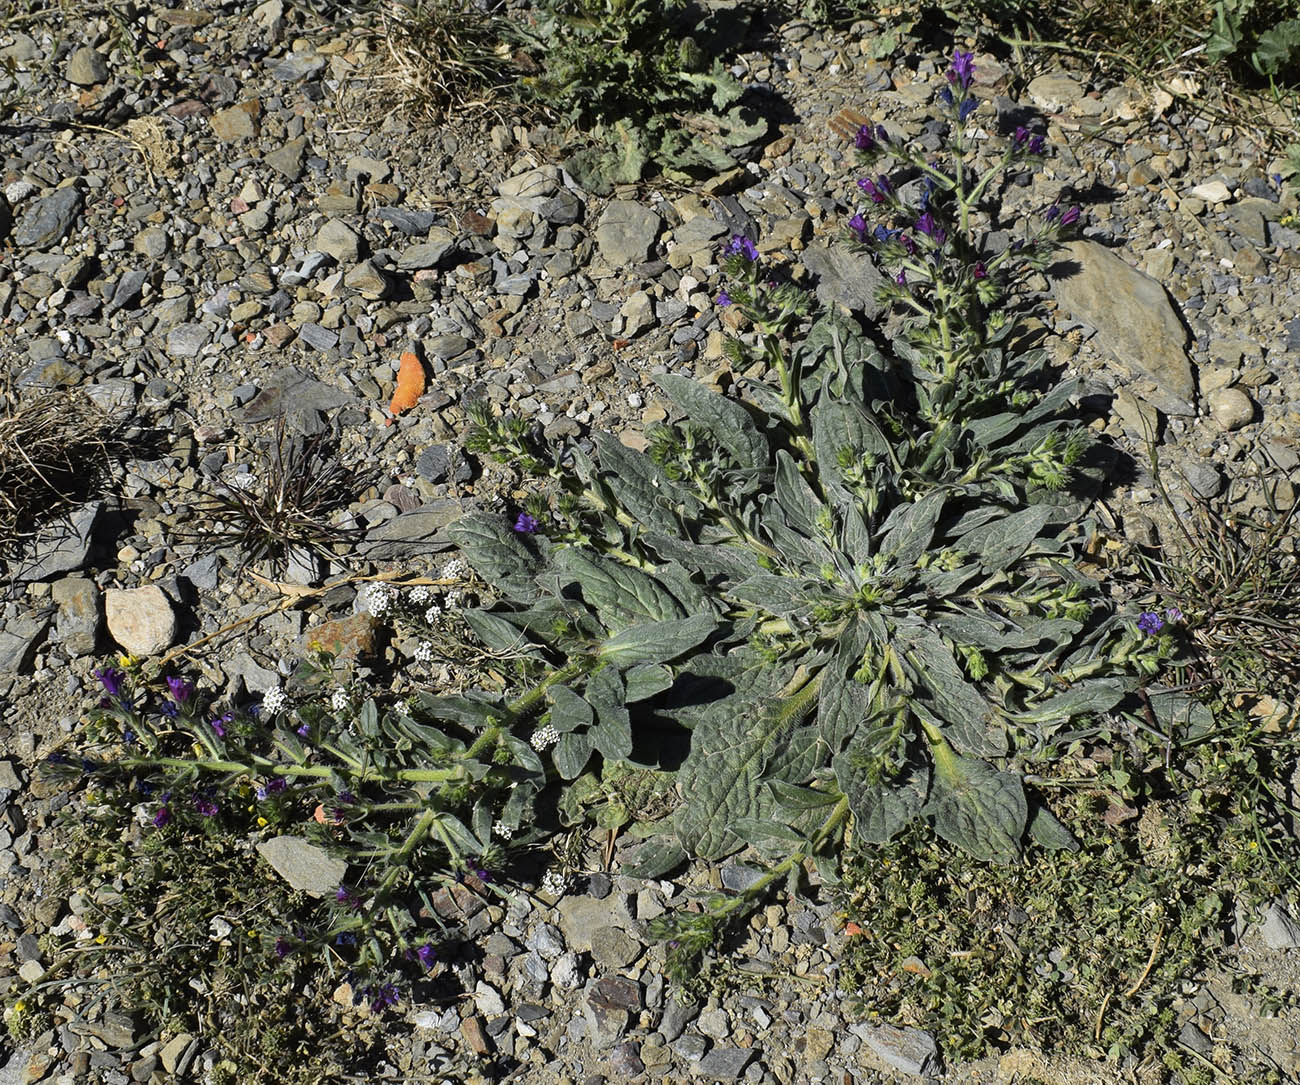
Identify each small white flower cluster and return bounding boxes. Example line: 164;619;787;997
441;558;467;580
530;725;559;751
444;589;464;608
493;821;513;840
414;640;436;664
424;604;443;624
540;869;568;897
262;686;288;714
330;687;350;713
361;581;396;616
407;585;435;605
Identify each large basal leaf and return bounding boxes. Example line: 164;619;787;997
815;618;872;752
586;664;633;762
553;549;686;628
593;431;701;532
922;743;1027;864
547;684;593;733
1027;801;1079;852
446;513;542;602
935;610;1081;652
773;450;824;539
878;489;947;567
598;612;718;667
554;731;595;779
668;658;805;859
643;531;764;583
655;372;768;473
898;624;1007;757
955;505;1060;573
832;741;929;845
624;663;674;703
620;835;688;879
1010;676;1129;726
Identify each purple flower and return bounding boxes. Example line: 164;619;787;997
973;261;987;280
296;722;310;738
900;233;917;256
1028;134;1045;155
854;124;875;151
958;97;978;122
514;512;540;534
895;270;907;286
94;668;126;699
256;778;286;801
857;175;892;204
152;806;172;828
939;87;954;108
335;931;356;946
369;984;399;1013
210;715;229;738
1137;611;1165;636
915;212;946;246
875;124;889;144
848;213;868;240
1044;204;1061;223
715;289;732;307
725;235;759;261
194;796;218;817
1060;206;1080;227
949;50;975;90
1165;606;1183;623
274;937;293;959
1013;125;1029;146
473;867;494;884
416;943;436;969
166;676;193;703
122;729;136;746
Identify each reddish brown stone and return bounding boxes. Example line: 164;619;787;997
300;613;381;663
460;1014;492;1056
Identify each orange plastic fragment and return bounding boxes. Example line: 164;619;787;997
388;351;426;421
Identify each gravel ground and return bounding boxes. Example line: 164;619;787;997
2;1;1300;1082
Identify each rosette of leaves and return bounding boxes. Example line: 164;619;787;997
461;304;1142;881
515;0;765;189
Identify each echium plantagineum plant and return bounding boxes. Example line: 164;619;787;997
463;48;1165;967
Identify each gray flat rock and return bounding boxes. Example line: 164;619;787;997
802;239;887;319
256;835;346;897
1050;240;1195;413
14;187;82;249
19;500;100;581
360;501;464;558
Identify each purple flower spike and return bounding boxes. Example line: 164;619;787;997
848;213;867;240
166;676;194;703
715;289;732;307
152;806;172;828
1137;611;1165;636
950;50;975;90
514;512;540;534
94;668;126;699
1060;206;1080;226
726;235;759;261
854;124;875;151
958;97;978;122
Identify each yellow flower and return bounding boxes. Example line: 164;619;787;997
257;817;268;827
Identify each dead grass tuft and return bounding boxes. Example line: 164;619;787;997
0;382;128;560
378;0;520;122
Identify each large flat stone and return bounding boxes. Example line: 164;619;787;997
256;835;346;897
1050;240;1195;413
